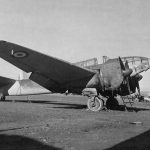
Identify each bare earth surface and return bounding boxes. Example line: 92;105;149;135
0;94;150;150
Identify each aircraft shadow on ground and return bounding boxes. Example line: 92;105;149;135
4;100;150;111
5;100;87;109
111;105;150;112
126;106;150;112
0;134;61;150
105;129;150;150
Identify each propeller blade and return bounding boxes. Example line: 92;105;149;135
122;69;133;77
125;60;129;69
126;77;131;94
122;60;133;77
119;58;132;94
119;57;125;70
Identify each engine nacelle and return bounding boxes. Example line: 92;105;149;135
86;58;125;91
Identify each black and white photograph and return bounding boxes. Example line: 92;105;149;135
0;0;150;150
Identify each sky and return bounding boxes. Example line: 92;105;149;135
0;0;150;91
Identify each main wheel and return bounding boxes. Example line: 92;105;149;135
87;96;104;112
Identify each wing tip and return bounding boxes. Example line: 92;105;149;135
0;40;9;46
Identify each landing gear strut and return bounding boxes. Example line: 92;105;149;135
87;96;104;112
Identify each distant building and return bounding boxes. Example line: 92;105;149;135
74;58;98;68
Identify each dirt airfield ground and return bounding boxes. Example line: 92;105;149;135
0;94;150;150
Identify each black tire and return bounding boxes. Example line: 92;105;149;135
106;97;119;110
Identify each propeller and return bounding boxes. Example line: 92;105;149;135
122;58;143;96
124;60;132;95
119;57;132;95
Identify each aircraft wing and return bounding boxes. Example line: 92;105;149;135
0;41;95;92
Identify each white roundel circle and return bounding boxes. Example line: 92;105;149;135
13;51;28;58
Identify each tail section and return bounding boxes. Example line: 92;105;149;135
18;70;31;80
8;70;51;95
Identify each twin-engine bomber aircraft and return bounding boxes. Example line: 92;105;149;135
0;40;149;111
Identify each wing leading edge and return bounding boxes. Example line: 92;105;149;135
0;41;95;92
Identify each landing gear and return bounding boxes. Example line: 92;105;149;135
87;95;120;111
87;96;104;112
106;97;119;110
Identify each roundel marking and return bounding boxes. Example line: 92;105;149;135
13;51;28;58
